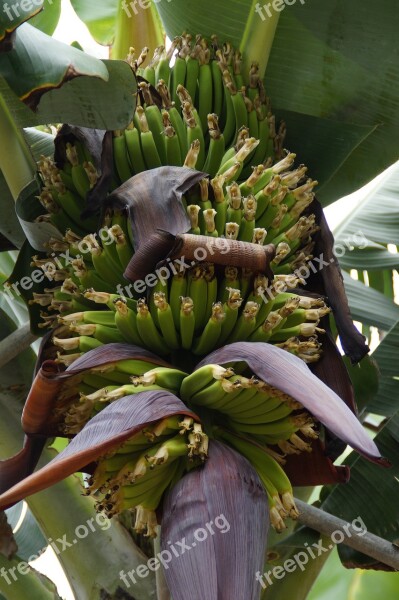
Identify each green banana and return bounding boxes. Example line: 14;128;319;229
228;413;311;437
192;302;225;355
69;323;125;344
217;288;243;346
60;310;115;327
227;301;260;343
136;106;162;170
188;266;208;331
180;363;234;402
132;367;187;391
140;82;167;164
169;270;187;330
136;299;170;356
113;130;133;183
114;299;144;346
203;114;225;177
198;48;213;130
125;124;146;175
154;292;180;350
180;296;196;350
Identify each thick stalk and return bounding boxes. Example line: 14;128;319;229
111;0;164;61
0;95;36;201
239;0;281;81
295;498;399;570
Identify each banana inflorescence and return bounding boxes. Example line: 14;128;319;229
22;33;337;535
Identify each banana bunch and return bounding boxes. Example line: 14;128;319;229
180;363;317;450
19;34;341;538
31;35;325;364
180;363;318;530
87;415;208;537
36;143;100;236
120;34;284;180
33;261;328;364
50;358;188;434
214;428;300;532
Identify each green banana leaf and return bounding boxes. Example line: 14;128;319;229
70;0;164;60
154;0;399;205
0;24;137;129
308;547;399;600
322;413;399;570
70;0;118;45
7;238;49;335
331;161;399;341
366;321;399;417
342;272;399;331
334;161;399;267
259;527;333;600
0;170;25;248
23;127;55;161
342;356;379;416
276;111;378;202
28;0;61;36
0;128;54;248
0;0;61;41
0;0;42;44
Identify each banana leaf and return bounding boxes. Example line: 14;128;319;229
70;0;164;59
70;0;118;45
367;321;399;417
342;273;399;331
309;548;399;600
28;0;61;36
0;0;42;48
0;24;137;129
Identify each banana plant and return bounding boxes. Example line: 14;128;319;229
0;1;398;599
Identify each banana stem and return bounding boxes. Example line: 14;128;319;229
111;0;164;60
0;94;36;200
239;0;281;81
295;498;399;570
